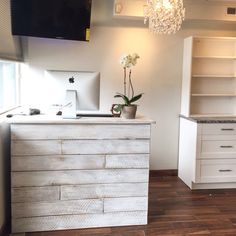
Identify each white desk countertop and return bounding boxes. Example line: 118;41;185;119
4;114;155;125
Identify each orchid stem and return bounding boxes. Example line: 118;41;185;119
129;69;134;98
124;68;127;96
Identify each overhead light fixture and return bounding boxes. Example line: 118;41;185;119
144;0;185;34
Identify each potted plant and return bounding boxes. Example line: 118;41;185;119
114;93;143;119
113;53;143;119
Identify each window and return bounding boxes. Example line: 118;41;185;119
0;60;20;114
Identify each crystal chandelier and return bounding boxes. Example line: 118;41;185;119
144;0;185;34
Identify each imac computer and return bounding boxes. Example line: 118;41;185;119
45;70;100;118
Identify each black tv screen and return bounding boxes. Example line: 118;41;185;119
10;0;92;41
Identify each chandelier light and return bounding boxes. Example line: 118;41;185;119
144;0;185;34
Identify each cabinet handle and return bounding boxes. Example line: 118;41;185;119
220;145;233;148
221;128;234;131
219;169;232;172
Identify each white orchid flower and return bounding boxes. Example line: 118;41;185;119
119;53;140;68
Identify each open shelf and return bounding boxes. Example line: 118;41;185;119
181;36;236;118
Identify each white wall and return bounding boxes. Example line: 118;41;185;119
20;1;236;170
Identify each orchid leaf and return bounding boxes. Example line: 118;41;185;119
129;93;143;104
114;93;130;105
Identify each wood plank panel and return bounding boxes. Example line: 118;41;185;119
105;154;149;169
11;124;150;140
11;186;60;203
12;169;149;187
12;140;61;156
62;140;150;155
104;197;148;212
61;183;148;200
11;155;105;171
12;199;103;218
12;211;147;233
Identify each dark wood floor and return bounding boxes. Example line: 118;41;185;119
19;176;236;235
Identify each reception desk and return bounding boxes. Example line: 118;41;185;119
10;116;154;233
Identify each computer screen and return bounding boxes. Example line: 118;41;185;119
45;70;100;113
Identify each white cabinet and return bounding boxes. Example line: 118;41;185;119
11;121;153;233
178;118;236;189
181;36;236;118
179;36;236;189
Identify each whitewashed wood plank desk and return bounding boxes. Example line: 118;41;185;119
9;116;155;233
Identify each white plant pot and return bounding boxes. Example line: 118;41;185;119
121;105;137;119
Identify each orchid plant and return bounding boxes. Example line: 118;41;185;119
114;53;143;108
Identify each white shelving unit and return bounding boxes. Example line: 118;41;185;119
181;36;236;118
179;37;236;190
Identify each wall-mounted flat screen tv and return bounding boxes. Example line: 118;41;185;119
10;0;92;41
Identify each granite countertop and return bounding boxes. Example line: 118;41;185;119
179;114;236;123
